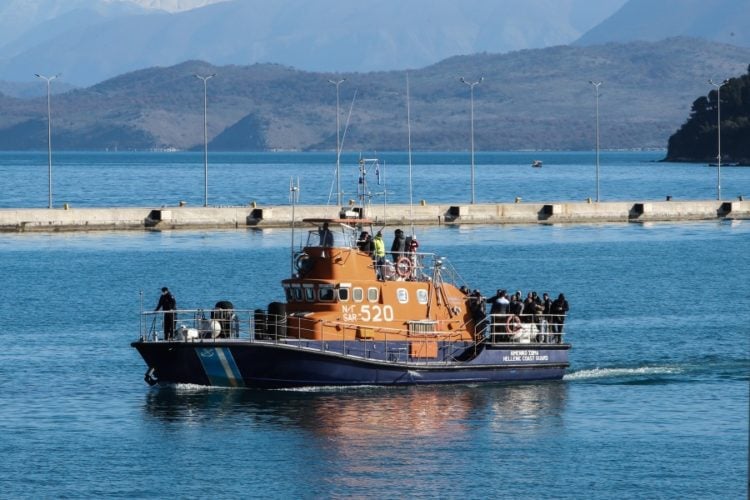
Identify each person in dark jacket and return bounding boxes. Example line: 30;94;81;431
318;222;334;247
155;287;176;340
487;289;510;335
391;228;406;261
523;293;537;324
541;292;553;332
357;231;374;255
509;295;524;317
550;293;569;341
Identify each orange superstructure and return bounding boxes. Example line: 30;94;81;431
280;219;478;349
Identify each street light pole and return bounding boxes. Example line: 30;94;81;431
328;78;345;206
709;78;728;201
589;81;602;202
460;77;483;204
35;73;58;208
195;73;215;207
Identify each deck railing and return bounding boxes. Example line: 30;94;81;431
140;309;567;364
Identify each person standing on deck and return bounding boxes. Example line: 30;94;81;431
551;293;569;341
488;289;510;335
155;287;176;340
318;222;334;247
373;231;386;280
357;231;374;255
542;292;553;332
390;228;405;261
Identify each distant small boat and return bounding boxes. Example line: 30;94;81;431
532;160;543;168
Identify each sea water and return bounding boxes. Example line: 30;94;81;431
0;220;747;498
1;150;749;208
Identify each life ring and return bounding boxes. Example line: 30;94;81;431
506;314;522;333
395;256;412;277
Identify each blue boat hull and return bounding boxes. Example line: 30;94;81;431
132;340;570;388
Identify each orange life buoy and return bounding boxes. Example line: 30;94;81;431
506;314;522;333
395;256;412;277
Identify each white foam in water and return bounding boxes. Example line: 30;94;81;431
171;383;236;392
276;385;392;392
564;365;683;381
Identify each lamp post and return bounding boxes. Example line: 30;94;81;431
460;76;482;204
195;73;215;207
709;78;728;201
35;73;58;208
328;78;345;206
589;81;602;202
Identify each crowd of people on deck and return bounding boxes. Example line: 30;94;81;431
321;223;569;341
462;287;569;342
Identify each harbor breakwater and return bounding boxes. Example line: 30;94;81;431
1;199;748;232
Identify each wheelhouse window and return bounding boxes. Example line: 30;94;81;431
416;289;428;305
292;285;303;302
303;285;315;302
367;287;379;302
284;285;293;302
338;287;350;302
353;288;364;302
397;288;409;304
319;285;335;302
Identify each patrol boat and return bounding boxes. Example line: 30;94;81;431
131;217;571;388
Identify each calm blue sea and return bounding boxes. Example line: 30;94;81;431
1;150;749;208
0;152;748;499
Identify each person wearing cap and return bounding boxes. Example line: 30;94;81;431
373;231;386;280
154;287;177;340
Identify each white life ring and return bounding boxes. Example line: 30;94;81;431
395;256;412;277
506;314;522;333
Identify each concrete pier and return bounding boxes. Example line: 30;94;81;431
0;200;747;232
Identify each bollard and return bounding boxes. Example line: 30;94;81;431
251;201;257;208
420;200;427;206
666;195;672;201
179;200;186;207
515;197;522;204
63;203;69;210
586;197;592;204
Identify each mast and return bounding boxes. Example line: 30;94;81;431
406;73;415;238
289;176;300;275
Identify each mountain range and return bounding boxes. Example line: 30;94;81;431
0;37;747;152
1;0;626;86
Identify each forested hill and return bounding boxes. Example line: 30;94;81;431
665;65;750;164
0;37;748;152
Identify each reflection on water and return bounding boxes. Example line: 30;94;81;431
144;382;568;440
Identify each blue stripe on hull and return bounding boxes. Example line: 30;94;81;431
196;347;245;387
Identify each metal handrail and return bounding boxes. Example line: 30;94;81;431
140;309;568;363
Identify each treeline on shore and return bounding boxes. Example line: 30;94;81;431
665;65;750;165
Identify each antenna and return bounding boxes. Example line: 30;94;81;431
289;176;300;275
326;89;358;215
406;73;415;237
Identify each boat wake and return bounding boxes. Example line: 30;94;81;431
564;365;683;382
